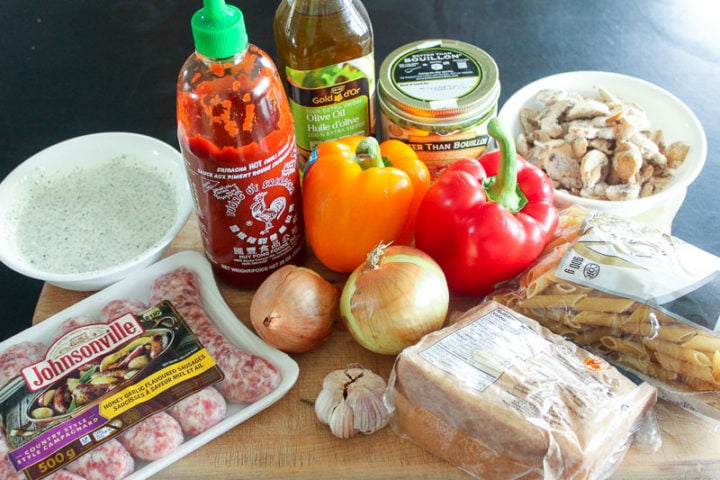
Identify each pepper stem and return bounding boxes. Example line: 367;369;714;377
355;137;385;169
485;117;525;212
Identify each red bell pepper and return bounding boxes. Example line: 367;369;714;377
414;118;559;296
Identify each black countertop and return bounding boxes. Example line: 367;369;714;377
2;0;718;341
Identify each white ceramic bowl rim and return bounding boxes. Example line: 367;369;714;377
0;131;193;286
498;70;708;209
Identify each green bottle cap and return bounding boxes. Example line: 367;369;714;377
191;0;248;59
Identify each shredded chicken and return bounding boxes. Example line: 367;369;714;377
516;87;690;200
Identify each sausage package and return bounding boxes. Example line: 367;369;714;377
385;301;658;480
0;251;299;480
490;206;720;419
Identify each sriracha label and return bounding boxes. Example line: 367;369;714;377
182;133;304;284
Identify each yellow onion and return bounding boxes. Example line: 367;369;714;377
250;265;339;353
340;243;449;355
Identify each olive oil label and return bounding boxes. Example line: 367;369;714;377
286;54;375;160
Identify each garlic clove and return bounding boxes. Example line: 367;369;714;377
328;400;356;439
346;388;389;434
314;385;342;425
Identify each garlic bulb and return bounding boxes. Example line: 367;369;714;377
315;365;390;439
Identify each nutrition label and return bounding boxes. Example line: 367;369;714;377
419;307;550;391
419;306;615;425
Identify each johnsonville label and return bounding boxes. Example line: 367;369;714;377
1;301;223;480
22;315;145;392
285;54;375;161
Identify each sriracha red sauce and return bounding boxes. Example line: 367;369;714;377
177;45;304;288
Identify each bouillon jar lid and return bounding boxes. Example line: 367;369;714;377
378;39;500;127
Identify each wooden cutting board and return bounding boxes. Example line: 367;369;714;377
32;216;720;480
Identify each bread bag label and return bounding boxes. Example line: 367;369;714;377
419;306;615;420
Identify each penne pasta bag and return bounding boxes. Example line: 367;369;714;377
489;206;720;419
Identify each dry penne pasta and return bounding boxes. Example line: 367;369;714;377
518;293;586;310
571;311;626;329
540;206;586;252
654;325;697;343
601;336;649;360
533;307;578;327
573;296;637;313
644;337;712;367
616;317;655;337
626;303;660;327
492;290;523;309
489;206;720;400
545;282;593;296
676;375;720;393
653;351;717;386
616;354;677;382
519;244;569;289
525;270;557;298
570;327;616;346
682;334;720;354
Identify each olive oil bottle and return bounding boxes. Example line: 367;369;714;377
274;0;375;169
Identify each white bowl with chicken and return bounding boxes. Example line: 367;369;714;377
498;71;707;232
0;132;193;291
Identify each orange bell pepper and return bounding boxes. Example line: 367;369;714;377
303;136;430;273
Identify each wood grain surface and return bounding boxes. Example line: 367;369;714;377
31;216;720;480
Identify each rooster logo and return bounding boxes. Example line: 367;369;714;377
250;192;286;235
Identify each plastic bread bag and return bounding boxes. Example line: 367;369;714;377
384;301;658;480
489;206;720;419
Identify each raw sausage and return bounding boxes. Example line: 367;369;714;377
0;341;47;388
118;412;184;462
65;439;134;480
54;315;98;338
150;268;281;403
0;431;25;480
54;297;147;339
46;470;88;480
99;298;148;323
168;387;227;436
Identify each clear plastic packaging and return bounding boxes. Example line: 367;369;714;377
490;206;720;419
385;301;658;480
0;251;298;479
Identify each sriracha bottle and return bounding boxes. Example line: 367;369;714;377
177;0;304;288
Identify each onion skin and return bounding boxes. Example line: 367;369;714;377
340;244;449;355
250;265;339;353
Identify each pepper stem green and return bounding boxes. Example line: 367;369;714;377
485;117;526;213
355;137;385;169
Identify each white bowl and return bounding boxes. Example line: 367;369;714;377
498;71;707;232
0;132;193;291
